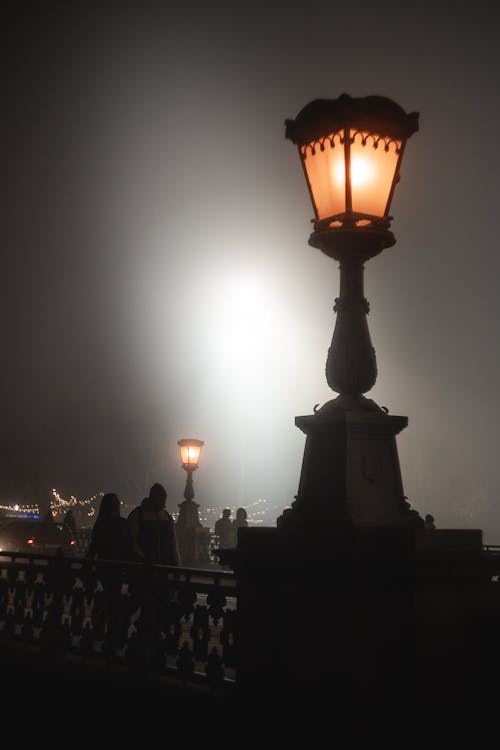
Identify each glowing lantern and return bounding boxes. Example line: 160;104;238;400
285;93;419;231
178;438;204;471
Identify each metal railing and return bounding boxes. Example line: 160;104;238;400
73;528;91;557
73;528;227;565
0;551;237;689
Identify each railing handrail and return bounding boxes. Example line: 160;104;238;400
0;549;235;575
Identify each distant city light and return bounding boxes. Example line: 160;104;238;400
1;493;286;531
50;488;103;525
177;496;283;530
0;501;40;517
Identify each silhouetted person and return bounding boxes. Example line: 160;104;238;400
214;508;233;548
424;514;436;529
87;493;138;561
127;483;180;565
276;507;293;527
231;507;248;547
63;507;77;535
86;493;138;656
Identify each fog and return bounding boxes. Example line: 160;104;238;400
2;1;500;539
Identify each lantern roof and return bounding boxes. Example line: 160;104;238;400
285;93;419;146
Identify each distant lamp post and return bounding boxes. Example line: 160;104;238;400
283;93;423;527
178;438;204;495
176;438;211;566
285;93;418;412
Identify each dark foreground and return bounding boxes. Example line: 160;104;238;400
1;641;498;749
0;642;239;746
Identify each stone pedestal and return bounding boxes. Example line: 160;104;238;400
176;525;211;568
286;401;423;528
175;497;211;568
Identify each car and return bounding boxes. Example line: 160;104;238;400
0;519;77;556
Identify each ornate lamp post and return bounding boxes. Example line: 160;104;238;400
286;93;418;412
232;95;486;716
178;438;204;505
283;93;422;528
176;438;211;566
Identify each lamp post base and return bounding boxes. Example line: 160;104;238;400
282;404;423;529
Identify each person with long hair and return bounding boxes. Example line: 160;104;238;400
86;492;139;657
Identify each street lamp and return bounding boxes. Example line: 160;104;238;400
228;94;486;715
283;93;422;527
285;93;419;412
177;438;204;503
176;438;211;566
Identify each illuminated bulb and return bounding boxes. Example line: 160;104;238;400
353;156;374;186
333;156;375;188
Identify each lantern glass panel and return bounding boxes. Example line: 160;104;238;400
180;442;202;468
349;130;401;218
301;132;345;221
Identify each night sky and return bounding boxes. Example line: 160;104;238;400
2;1;500;538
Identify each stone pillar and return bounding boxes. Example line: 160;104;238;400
175;498;211;568
287;404;423;528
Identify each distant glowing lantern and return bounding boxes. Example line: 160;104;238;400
178;438;204;471
177;438;205;536
285;93;419;232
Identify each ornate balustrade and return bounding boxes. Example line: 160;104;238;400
3;538;499;705
0;551;237;689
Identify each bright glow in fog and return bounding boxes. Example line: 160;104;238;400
125;221;331;515
196;270;299;507
208;274;275;376
334;156;374;187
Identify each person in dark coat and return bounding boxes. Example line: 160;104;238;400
230;506;248;547
86;492;138;654
214;508;233;549
424;513;436;529
87;493;138;561
127;483;180;565
63;507;77;535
